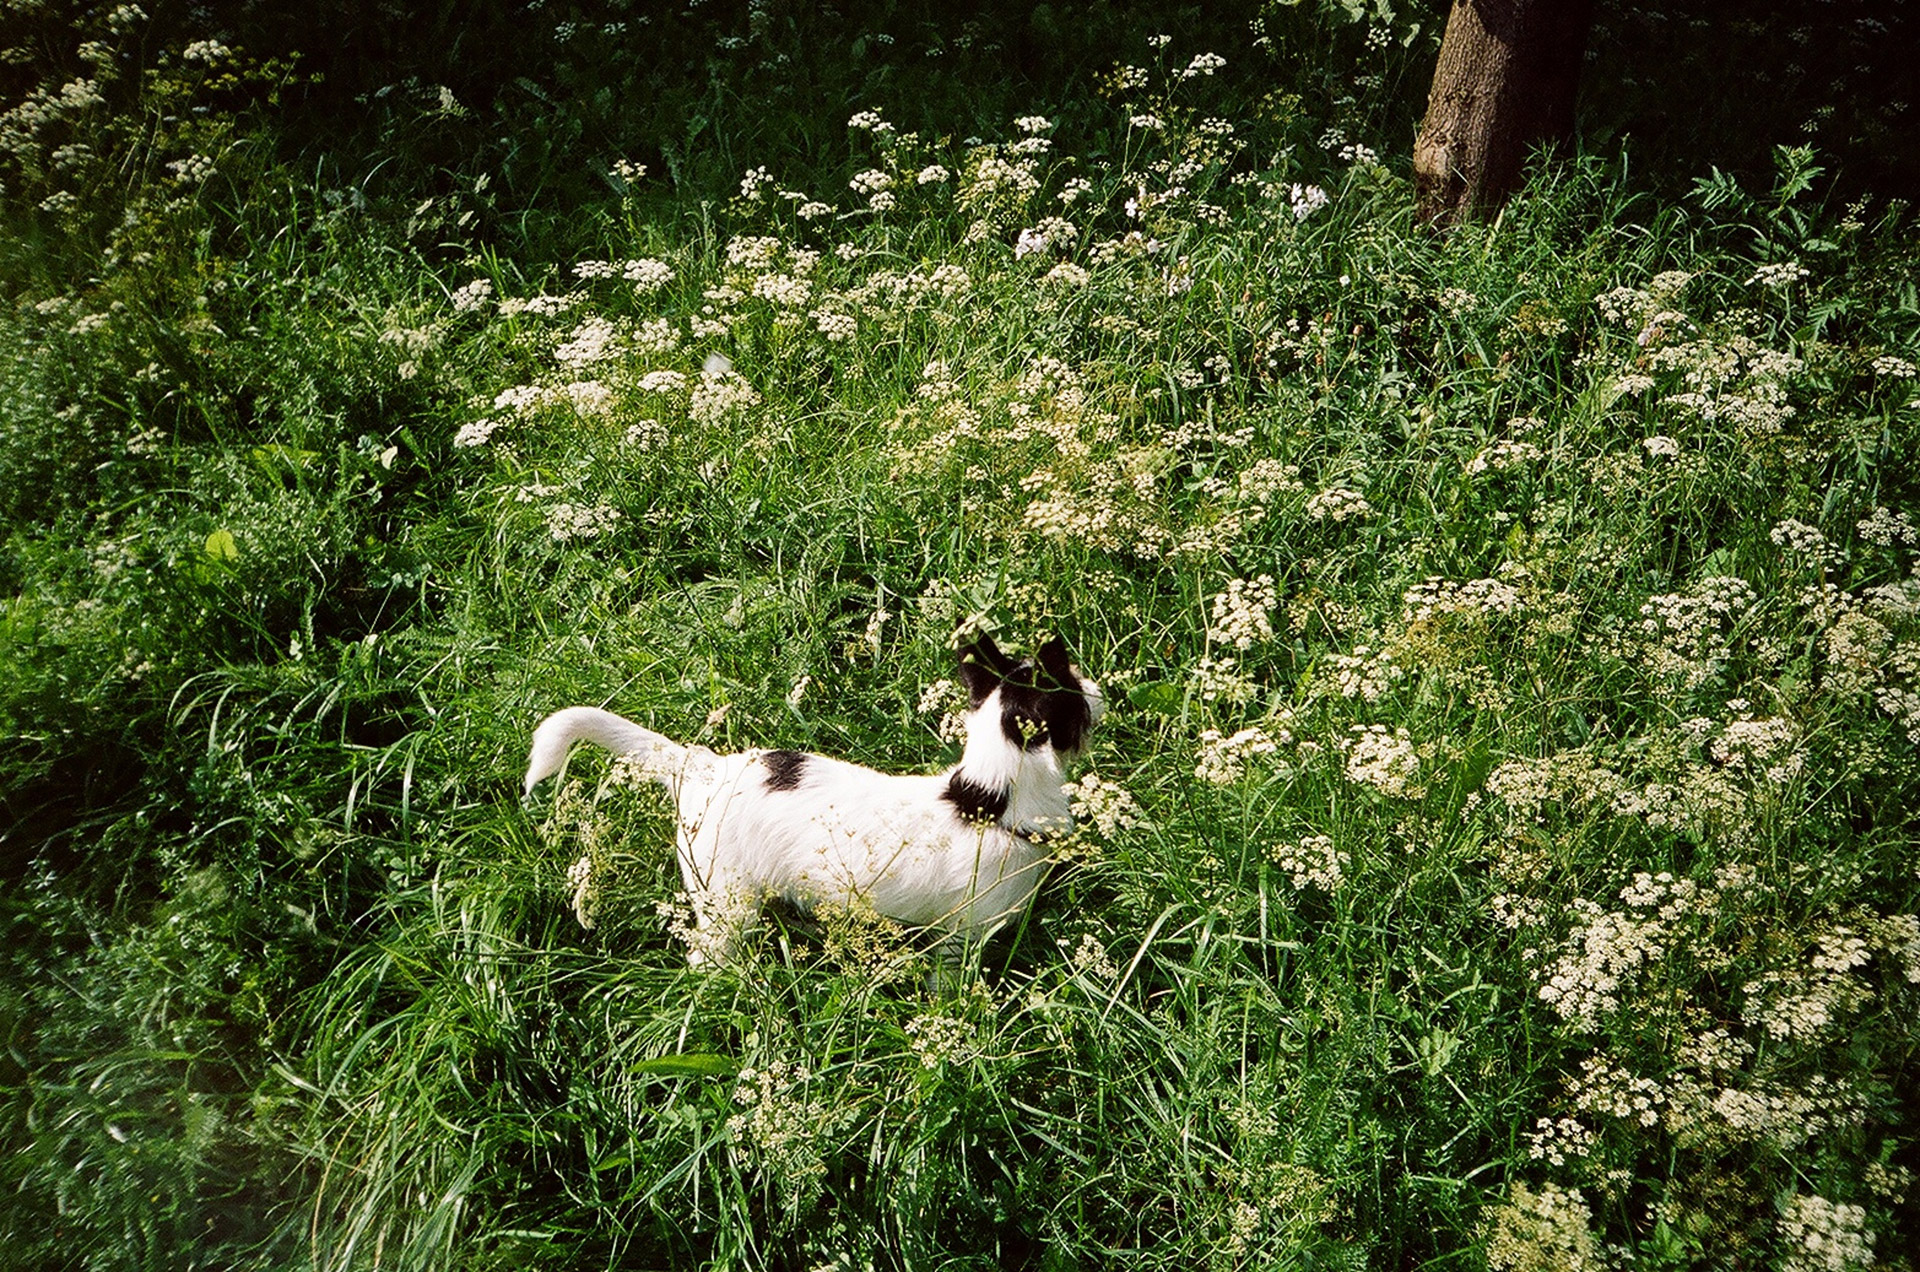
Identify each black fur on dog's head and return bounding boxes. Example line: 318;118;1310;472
955;633;1104;753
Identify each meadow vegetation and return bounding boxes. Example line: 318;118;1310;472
3;2;1917;1268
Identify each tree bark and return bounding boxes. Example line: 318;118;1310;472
1412;0;1595;228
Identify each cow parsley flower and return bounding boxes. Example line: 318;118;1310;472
546;501;621;542
1305;487;1371;522
1207;575;1277;649
739;165;774;199
622;258;674;293
1270;835;1347;892
1749;261;1810;287
1778;1194;1875;1272
1064;774;1147;838
453;418;501;448
1195;726;1284;785
1342;725;1418;798
450;278;494;312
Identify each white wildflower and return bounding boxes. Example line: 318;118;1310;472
812;308;857;342
1270;835;1347;892
1324;645;1403;703
739;165;774;199
1748;261;1810;287
453;418;501;448
1287;183;1329;221
450;278;495;313
689;366;761;425
1305;487;1371;522
566;854;596;928
546;501;622;542
1467;439;1544;475
554;316;621;367
1195;725;1288;785
165;153;215;184
905;1013;974;1069
1485;1182;1600;1272
556;379;615;415
1064;774;1147;838
622;257;675;293
623;418;667;449
1524;1116;1596;1167
1778;1194;1875;1272
1207;575;1277;650
1063;933;1118;980
1342;725;1419;798
1857;505;1917;546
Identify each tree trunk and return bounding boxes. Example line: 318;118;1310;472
1412;0;1595;227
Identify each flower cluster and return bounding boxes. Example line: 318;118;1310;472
1323;645;1404;703
1484;1182;1600;1272
1402;576;1526;624
1206;575;1277;649
1777;1194;1875;1272
1287;183;1329;221
545;501;622;542
553;316;621;367
1467;438;1544;475
1637;574;1756;689
1269;834;1347;892
1535;896;1673;1031
450;278;494;312
565;853;596;929
1524;1116;1596;1168
1749;260;1811;287
1195;724;1287;785
1342;725;1418;797
688;366;761;425
1064;773;1147;839
903;1011;975;1068
728;1056;832;1207
1304;486;1371;522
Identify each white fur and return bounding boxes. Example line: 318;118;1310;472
522;677;1100;967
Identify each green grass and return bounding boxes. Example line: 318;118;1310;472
5;3;1920;1269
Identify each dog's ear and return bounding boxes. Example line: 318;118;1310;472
1036;635;1075;689
956;632;1015;705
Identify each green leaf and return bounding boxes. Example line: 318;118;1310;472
204;528;239;561
250;443;318;476
1127;681;1182;714
630;1053;736;1077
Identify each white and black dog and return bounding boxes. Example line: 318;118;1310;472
523;634;1103;968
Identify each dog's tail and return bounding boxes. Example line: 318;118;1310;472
523;706;701;795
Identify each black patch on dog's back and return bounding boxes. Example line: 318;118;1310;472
942;773;1010;823
762;749;809;791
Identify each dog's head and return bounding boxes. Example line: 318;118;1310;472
955;633;1104;754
